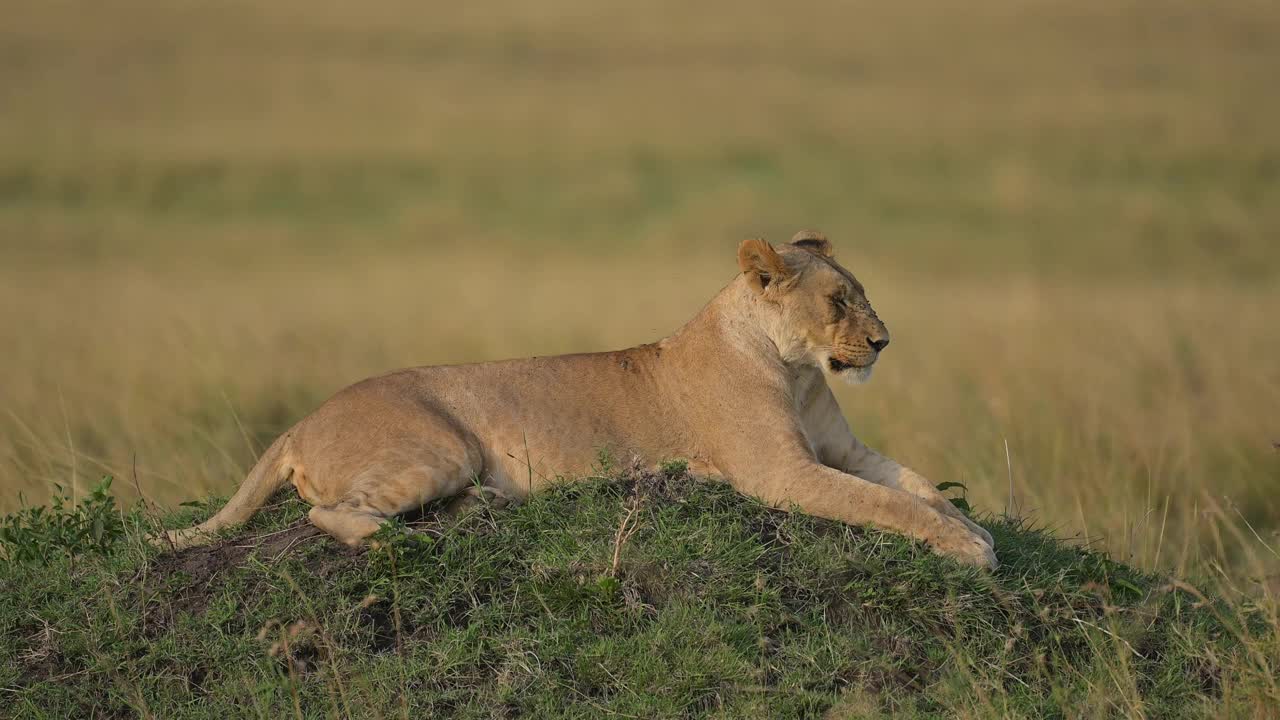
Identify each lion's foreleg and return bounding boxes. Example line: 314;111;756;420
848;446;995;549
730;461;996;569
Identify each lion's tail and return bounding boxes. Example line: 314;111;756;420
154;433;294;551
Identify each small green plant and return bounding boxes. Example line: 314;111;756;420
659;458;689;476
594;448;617;474
936;481;971;513
0;476;125;565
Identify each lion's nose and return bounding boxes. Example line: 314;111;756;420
867;335;890;353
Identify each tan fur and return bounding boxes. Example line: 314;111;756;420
160;233;996;568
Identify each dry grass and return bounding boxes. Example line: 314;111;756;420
2;0;1278;586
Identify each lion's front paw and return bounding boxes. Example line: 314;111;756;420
930;498;996;550
964;518;995;550
936;534;998;570
928;518;998;570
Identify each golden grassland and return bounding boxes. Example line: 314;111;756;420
2;0;1278;584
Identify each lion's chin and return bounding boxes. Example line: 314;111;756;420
836;364;874;385
824;355;875;385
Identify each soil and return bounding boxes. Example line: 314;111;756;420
142;518;358;638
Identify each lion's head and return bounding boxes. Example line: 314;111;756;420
737;231;890;383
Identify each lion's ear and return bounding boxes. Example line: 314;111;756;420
737;238;790;294
789;230;832;257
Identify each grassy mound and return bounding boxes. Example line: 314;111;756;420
1;466;1274;718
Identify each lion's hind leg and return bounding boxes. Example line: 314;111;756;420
442;484;515;518
307;434;483;547
310;465;473;546
309;502;387;546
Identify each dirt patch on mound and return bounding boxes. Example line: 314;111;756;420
153;521;324;586
143;520;358;636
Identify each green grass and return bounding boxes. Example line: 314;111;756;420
3;467;1275;718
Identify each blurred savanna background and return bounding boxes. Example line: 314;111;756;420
2;0;1277;582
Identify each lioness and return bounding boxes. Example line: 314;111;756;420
162;232;996;568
